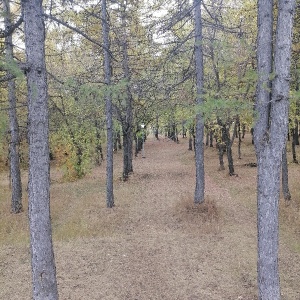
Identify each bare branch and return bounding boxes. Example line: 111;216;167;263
43;13;116;61
0;14;23;38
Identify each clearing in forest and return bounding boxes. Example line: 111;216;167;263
0;134;300;299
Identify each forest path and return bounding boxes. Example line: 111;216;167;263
1;135;300;299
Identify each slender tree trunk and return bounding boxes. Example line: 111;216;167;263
23;0;58;298
102;0;114;208
242;123;246;139
193;0;205;204
237;117;242;159
217;143;226;171
188;135;193;151
182;120;187;138
95;120;103;165
292;126;298;163
122;129;130;181
4;0;23;214
255;1;295;299
117;130;122;150
282;145;291;201
224;123;236;176
155;114;159;140
295;119;299;145
120;3;133;177
209;129;213;147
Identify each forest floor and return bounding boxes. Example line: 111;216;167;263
1;134;300;299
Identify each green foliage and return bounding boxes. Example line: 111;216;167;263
49;77;106;180
50;123;99;180
0;58;24;80
195;96;252;123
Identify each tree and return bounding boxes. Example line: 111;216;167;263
254;0;295;299
282;144;291;201
119;1;134;180
102;0;114;208
193;0;205;204
23;0;59;298
4;0;23;213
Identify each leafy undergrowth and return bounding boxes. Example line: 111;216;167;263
1;134;300;299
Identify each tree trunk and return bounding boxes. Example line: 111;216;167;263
209;129;214;147
95;120;103;165
122;130;130;181
255;0;295;299
295;119;299;145
102;0;114;208
155;114;159;140
224;124;236;176
188;135;193;151
121;3;134;177
242;123;246;139
236;117;242;159
4;0;23;214
282;145;291;201
193;0;205;204
292;126;298;163
23;0;58;298
238;121;242;159
182;121;187;138
135;128;142;156
217;143;226;171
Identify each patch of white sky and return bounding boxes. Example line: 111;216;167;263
140;0;175;45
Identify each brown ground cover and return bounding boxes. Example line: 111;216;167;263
1;134;300;299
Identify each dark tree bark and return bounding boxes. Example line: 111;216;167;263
237;117;242;159
134;127;143;156
209;129;214;147
282;145;291;201
242;123;246;139
226;141;235;175
217;142;226;171
120;1;134;180
188;130;193;151
254;0;295;299
173;123;178;142
122;127;131;180
102;0;114;208
182;120;187;138
291;125;298;163
4;0;23;214
113;129;122;152
224;122;236;176
95;120;104;165
23;0;58;298
193;0;205;204
295;119;299;145
155;114;159;140
218;118;236;176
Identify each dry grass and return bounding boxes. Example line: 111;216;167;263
1;134;300;299
174;195;221;235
